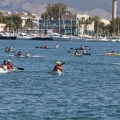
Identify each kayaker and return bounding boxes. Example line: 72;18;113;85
25;51;31;57
7;59;13;70
44;44;49;49
5;46;9;52
8;47;11;51
1;60;8;70
52;61;63;72
83;49;87;54
55;44;60;48
17;51;22;56
80;45;84;50
74;50;79;55
111;50;115;53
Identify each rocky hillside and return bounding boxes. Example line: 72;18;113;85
0;0;120;20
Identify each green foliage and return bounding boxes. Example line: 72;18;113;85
110;17;120;35
1;14;22;30
41;2;71;20
12;15;22;29
0;11;3;16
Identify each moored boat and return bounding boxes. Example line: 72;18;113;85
0;32;16;40
31;36;53;40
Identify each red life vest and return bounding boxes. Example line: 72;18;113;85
54;64;63;71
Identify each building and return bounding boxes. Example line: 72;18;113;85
100;19;110;25
39;13;95;37
0;23;8;32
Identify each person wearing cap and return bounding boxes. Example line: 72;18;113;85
7;59;13;70
52;61;63;72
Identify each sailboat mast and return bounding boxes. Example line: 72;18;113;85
71;18;72;36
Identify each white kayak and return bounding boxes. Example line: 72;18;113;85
0;68;15;74
50;70;62;76
9;55;43;58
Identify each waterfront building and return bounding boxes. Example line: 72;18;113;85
0;23;8;32
39;13;95;37
100;19;110;25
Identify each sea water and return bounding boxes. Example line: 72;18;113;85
0;40;120;119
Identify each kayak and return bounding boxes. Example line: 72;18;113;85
0;68;15;74
105;53;120;56
14;55;25;58
5;50;16;53
36;46;57;49
50;70;62;76
9;55;43;58
72;54;82;57
82;53;91;55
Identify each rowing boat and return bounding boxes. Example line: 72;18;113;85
0;68;15;74
105;53;120;56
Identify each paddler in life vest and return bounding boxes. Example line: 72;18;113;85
1;60;8;70
25;51;31;57
52;61;63;72
44;44;49;49
7;59;14;70
74;50;79;55
111;50;115;53
83;49;87;54
80;45;84;50
5;46;9;52
17;51;22;56
55;44;59;48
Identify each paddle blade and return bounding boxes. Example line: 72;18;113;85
61;62;65;65
17;67;24;70
67;51;71;53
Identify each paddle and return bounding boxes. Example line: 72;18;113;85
36;46;43;48
67;51;72;53
61;62;65;65
17;67;24;70
70;48;74;50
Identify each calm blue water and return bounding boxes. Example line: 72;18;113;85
0;40;120;120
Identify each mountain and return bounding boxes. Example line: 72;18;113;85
0;0;120;20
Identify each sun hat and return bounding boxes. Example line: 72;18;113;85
7;59;11;62
56;61;60;64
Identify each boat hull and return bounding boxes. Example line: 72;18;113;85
72;54;83;57
31;37;53;41
0;36;16;40
51;70;62;76
105;53;120;56
0;68;15;73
